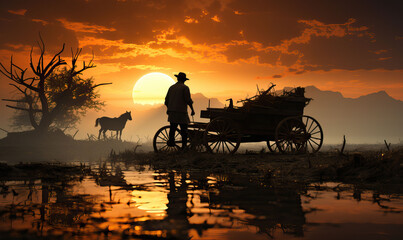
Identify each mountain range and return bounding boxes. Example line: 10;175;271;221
304;86;402;144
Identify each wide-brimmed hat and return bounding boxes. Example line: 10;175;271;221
174;72;189;80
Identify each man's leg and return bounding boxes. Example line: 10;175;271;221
168;123;178;146
179;123;188;149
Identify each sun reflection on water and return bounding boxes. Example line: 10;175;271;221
131;190;168;214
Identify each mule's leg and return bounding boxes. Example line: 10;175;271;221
103;130;107;139
116;131;119;140
119;130;122;140
98;128;103;140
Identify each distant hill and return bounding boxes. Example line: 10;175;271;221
130;86;402;144
304;86;403;144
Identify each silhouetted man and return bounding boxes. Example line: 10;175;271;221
165;72;195;149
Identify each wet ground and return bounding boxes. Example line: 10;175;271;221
0;159;402;240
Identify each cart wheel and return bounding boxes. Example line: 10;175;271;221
267;141;280;153
301;115;323;153
275;116;306;154
153;126;182;153
203;118;241;154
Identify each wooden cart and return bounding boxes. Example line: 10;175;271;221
153;87;323;154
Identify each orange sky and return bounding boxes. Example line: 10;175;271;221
0;0;402;138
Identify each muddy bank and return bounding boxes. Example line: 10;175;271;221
0;162;88;182
0;138;140;162
112;146;403;189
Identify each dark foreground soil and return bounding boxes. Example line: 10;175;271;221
111;146;403;193
0;136;139;162
0;140;401;189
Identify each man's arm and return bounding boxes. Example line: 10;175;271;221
184;86;195;116
189;103;195;116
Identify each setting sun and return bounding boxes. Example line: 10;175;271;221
132;72;175;105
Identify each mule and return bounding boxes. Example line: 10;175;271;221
95;111;132;140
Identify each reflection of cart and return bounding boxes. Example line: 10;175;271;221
153;87;323;154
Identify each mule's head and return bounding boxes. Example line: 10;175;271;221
125;111;132;121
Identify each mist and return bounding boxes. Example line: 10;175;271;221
39;86;402;147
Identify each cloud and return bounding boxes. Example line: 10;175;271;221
289;34;400;71
32;18;49;25
211;15;221;22
224;43;257;62
0;13;79;54
184;16;199;24
124;65;171;71
57;18;116;33
8;9;27;16
0;0;401;75
257;50;280;65
279;53;299;67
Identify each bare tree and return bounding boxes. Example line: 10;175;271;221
0;37;110;134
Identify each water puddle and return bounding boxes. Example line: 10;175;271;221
0;162;401;239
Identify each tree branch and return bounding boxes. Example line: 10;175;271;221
19;81;40;92
6;105;42;112
340;135;346;156
2;98;27;103
92;82;112;89
0;58;40;92
43;44;66;78
7;83;40;129
69;48;95;77
384;140;391;151
39;33;45;73
30;47;39;76
9;83;28;95
29;39;66;80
